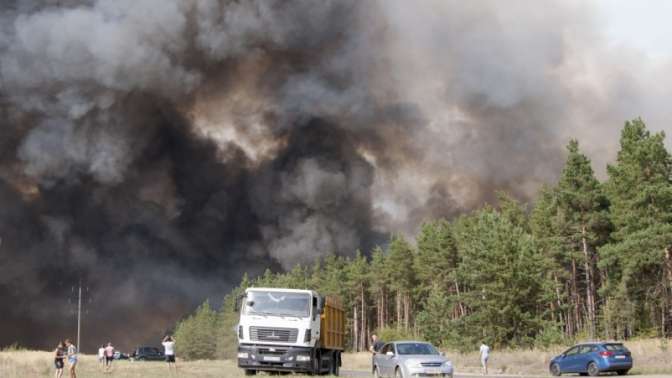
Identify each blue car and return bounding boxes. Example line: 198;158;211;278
550;342;632;376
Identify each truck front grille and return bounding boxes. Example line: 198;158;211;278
249;327;298;343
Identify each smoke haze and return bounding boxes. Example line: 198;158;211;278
1;0;671;351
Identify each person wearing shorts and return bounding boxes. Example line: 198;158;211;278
53;341;65;378
104;342;115;372
65;339;78;378
162;335;176;372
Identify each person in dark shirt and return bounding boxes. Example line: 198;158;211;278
369;334;385;354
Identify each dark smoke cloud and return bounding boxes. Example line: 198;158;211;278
1;0;672;351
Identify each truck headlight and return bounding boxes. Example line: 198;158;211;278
237;352;249;359
296;355;311;362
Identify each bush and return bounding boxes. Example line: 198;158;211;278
174;301;219;360
374;326;419;344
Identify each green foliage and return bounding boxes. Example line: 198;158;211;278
374;326;418;343
174;301;219;360
454;207;551;348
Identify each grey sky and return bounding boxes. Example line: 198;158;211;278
597;0;672;60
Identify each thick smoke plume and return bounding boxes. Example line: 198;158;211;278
1;0;671;350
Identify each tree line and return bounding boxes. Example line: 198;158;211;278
174;119;672;359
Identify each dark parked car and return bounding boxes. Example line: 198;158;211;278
130;346;164;361
550;342;633;376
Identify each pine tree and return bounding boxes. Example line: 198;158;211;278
386;235;416;330
555;140;611;338
416;283;453;347
174;301;219;360
368;246;390;331
530;186;573;336
601;119;672;337
455;207;551;347
414;220;463;318
346;251;369;351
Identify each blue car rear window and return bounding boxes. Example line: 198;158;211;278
604;344;627;351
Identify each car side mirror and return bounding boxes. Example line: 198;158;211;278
386;351;394;357
246;300;255;307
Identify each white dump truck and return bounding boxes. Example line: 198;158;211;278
236;287;345;376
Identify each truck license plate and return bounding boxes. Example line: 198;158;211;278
264;356;281;361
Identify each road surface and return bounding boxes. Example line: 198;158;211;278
341;371;545;377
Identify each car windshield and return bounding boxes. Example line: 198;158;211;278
244;291;311;317
604;344;627;352
396;343;439;355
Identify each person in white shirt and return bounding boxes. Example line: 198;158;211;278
479;342;490;375
97;345;105;368
162;335;176;372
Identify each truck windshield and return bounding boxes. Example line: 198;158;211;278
244;291;311;317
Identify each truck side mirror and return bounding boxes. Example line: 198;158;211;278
317;296;325;314
234;294;247;312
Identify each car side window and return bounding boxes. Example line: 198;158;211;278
381;344;391;354
579;345;593;354
565;346;579;356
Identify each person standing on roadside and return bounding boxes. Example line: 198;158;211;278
104;342;115;372
162;335;177;373
369;334;385;372
54;341;66;378
369;334;384;354
98;344;105;369
64;339;78;378
479;341;490;375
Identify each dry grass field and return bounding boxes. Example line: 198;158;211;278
0;351;336;378
1;339;670;377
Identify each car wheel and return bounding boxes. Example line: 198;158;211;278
550;363;561;376
395;367;404;378
587;362;599;376
617;370;629;376
373;366;380;378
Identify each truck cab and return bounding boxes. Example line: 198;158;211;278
236;287;343;376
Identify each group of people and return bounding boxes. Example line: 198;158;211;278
97;342;116;373
52;339;78;378
368;334;492;375
52;336;176;376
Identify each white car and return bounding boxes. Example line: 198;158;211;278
372;341;453;378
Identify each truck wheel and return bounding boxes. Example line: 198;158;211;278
331;351;340;376
244;369;256;376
